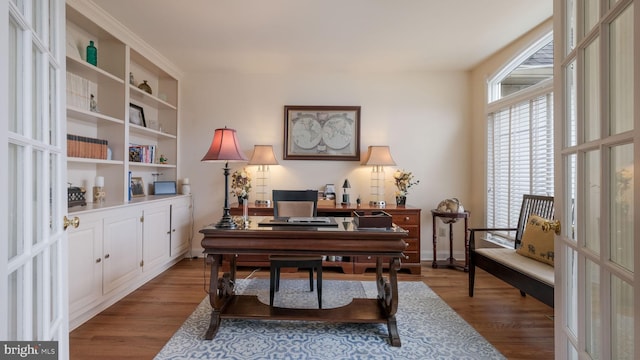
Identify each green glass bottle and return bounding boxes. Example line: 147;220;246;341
86;40;97;66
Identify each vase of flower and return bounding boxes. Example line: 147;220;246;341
231;169;252;206
393;169;419;207
237;195;249;208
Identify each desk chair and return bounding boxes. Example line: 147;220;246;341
269;190;323;308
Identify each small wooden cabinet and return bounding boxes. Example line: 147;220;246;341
229;204;421;274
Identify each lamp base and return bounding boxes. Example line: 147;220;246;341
214;215;237;229
369;200;386;207
254;199;271;206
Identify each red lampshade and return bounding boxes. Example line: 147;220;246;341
201;128;248;162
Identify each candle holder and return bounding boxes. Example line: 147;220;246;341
93;186;106;203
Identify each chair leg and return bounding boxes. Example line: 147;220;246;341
308;268;314;291
317;265;322;309
275;266;280;292
269;265;277;306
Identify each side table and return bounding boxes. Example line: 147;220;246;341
431;210;470;271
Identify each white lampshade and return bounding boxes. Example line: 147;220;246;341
363;145;395;206
363;146;396;166
248;145;278;205
248;145;279;165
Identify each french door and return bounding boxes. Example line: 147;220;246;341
1;0;68;358
555;0;637;358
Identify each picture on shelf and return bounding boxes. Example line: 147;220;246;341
131;177;145;197
129;103;146;127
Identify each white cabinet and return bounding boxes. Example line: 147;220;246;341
68;212;103;315
142;204;171;271
103;206;143;294
170;196;192;258
68;196;190;330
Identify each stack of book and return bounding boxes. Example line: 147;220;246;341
67;134;108;159
129;144;156;163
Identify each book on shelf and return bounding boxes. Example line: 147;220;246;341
128;144;156;164
67;134;108;159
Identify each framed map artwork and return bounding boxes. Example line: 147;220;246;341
284;105;361;160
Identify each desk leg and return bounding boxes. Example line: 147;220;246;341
376;257;401;347
204;253;235;340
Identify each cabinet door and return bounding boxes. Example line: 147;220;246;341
68;213;103;314
103;207;143;294
142;204;171;271
171;197;192;258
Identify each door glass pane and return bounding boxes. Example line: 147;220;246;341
584;0;599;35
48;0;57;52
585;259;601;358
32;0;43;39
32;43;43;142
584;38;600;142
610;144;633;271
568;344;579;360
33;149;44;245
8;269;20;339
566;0;576;54
32;252;43;338
11;0;25;15
611;276;634;359
566;60;577;147
49;153;58;233
8;143;24;260
585;150;600;253
9;17;23;134
50;242;59;323
609;5;634;135
49;63;57;146
567;153;578;242
566;247;578;336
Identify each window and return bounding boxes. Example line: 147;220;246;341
486;34;554;246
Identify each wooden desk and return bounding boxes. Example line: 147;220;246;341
230;204;421;274
431;210;470;271
200;217;408;346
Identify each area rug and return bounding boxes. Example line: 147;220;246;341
155;279;505;359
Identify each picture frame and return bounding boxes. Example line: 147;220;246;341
129;103;146;127
130;177;145;197
284;105;361;161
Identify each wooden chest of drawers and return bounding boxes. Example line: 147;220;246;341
229;204;421;274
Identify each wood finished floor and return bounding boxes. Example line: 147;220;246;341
69;259;554;359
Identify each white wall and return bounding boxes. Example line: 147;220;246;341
180;70;471;260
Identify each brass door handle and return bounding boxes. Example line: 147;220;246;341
63;216;80;230
542;220;561;235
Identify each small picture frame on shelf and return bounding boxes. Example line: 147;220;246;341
129;103;146;127
131;177;145;197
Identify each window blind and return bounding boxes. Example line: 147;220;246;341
487;93;554;243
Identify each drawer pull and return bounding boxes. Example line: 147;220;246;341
96;258;101;263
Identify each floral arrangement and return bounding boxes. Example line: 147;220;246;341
231;168;251;198
393;169;420;197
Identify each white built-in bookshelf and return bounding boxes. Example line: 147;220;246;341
66;1;180;208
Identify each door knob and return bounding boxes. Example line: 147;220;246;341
542;219;561;235
63;216;80;230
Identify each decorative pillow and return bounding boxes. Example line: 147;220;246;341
516;214;556;266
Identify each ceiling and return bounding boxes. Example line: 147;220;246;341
91;0;552;74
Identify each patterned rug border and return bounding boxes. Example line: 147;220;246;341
155;279;505;360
